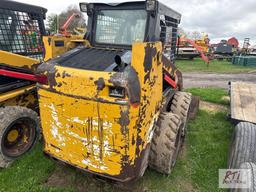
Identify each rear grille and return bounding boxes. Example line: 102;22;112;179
58;47;124;71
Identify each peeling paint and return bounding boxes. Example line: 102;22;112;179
109;66;141;105
38;42;164;182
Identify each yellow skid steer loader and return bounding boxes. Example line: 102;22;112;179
37;0;196;183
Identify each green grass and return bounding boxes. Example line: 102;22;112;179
186;87;229;106
137;110;233;192
0;144;59;192
186;111;232;191
0;88;234;192
176;58;256;73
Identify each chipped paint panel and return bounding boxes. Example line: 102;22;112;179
38;42;163;181
43;36;90;62
39;65;129;104
39;88;138;175
0;85;38;110
130;42;163;155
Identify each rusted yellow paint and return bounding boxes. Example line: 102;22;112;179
38;42;163;180
0;50;39;71
43;35;90;61
0;85;38;110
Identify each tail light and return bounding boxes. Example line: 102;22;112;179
36;74;48;85
109;86;125;98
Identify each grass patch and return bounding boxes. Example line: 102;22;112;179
186;87;229;105
0;144;60;192
137;110;233;192
176;58;256;73
186;110;233;191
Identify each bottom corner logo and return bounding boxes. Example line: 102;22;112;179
219;169;252;189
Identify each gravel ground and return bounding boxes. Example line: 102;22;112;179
183;72;256;89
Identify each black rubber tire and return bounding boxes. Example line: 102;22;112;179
228;122;256;169
176;70;183;91
149;112;183;174
230;162;256;192
188;96;200;120
240;162;256;192
169;91;192;136
0;106;40;168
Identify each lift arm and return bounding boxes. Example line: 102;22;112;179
178;37;210;64
60;13;80;36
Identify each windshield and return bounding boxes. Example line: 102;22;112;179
95;10;147;45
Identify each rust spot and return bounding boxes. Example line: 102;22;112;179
131;135;135;146
57;82;62;87
109;66;141;105
56;73;61;78
144;43;157;83
119;109;130;133
94;78;105;91
162;55;177;77
117;144;151;182
37;61;57;89
30;62;41;73
62;71;71;78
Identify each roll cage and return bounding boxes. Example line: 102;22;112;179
82;1;181;62
0;0;47;60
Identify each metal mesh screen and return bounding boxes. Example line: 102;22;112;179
0;8;44;60
160;15;179;62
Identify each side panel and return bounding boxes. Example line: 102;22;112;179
0;85;38;110
129;42;163;165
0;51;39;72
43;36;90;61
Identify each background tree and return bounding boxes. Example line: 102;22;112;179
46;14;57;33
46;5;86;34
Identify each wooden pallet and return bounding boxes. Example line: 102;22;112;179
230;82;256;124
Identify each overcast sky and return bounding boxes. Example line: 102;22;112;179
14;0;256;45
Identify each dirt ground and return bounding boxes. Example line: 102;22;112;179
200;100;228;113
183;72;256;89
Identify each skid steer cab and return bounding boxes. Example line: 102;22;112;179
0;0;47;168
37;0;194;182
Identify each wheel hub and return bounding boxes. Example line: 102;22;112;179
7;129;19;143
2;118;36;158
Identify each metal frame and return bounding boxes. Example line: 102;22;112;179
85;1;181;53
0;0;47;60
0;0;47;17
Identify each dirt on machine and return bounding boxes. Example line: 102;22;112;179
36;0;197;183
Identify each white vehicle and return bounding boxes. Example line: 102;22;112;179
177;46;200;59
